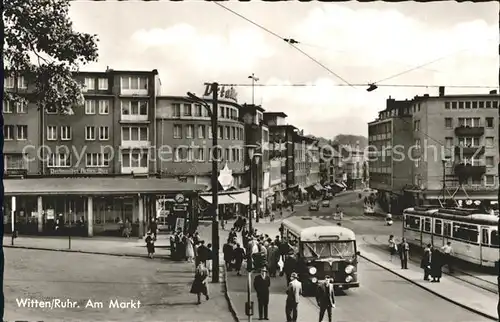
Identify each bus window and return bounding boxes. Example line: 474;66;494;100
491;230;499;246
423;218;431;232
481;228;489;246
434;219;442;235
453;223;479;243
405;215;420;230
443;222;451;237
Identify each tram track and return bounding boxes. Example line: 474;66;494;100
362;235;498;294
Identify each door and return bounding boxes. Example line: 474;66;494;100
480;227;489;266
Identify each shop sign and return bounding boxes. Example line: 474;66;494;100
203;84;238;102
46;209;55;220
218;163;234;191
49;168;109;175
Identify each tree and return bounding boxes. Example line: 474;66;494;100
4;0;99;113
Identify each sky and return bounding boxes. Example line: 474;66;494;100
69;1;498;139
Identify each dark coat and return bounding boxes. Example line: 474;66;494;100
145;235;155;254
421;249;431;269
431;251;443;278
197;245;210;262
284;256;298;275
223;243;233;261
316;282;335;308
190;266;209;295
253;275;271;303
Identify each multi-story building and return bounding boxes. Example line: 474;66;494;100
340;144;366;189
368;97;414;210
155;95;246;188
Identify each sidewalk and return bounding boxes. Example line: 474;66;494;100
358;236;498;320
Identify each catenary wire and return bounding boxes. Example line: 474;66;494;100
217;83;497;89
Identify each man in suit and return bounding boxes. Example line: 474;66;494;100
285;272;302;322
398;238;410;269
253;267;271;320
315;276;336;322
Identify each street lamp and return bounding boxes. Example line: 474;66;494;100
187;87;220;284
248;74;259;106
246;144;261;322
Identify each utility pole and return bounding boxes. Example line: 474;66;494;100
211;82;220;284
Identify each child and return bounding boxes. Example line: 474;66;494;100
145;231;155;259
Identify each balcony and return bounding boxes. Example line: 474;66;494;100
121;114;149;122
454;163;486;178
120;140;151;149
454;145;485;156
120;88;148;96
454;126;484;137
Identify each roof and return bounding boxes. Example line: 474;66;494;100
282;217;356;242
263;111;287;118
4;177;206;196
158;95;243;108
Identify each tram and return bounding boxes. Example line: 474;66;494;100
403;206;499;268
280;216;360;294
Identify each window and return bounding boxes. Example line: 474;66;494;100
423;218;431;232
217;126;223;139
122;126;148;141
172;104;181;117
4;76;14;89
453;223;479;243
486;117;493;128
186;125;194;139
444;118;452;128
485;175;495;185
16;102;27;113
4;125;14;140
458;101;464;109
86;153;110;167
183;104;192;116
405;215;420;230
3;101;12;113
225;148;231;162
443;222;452;236
84;77;95;91
231;127;236;140
463;157;480;166
48;153;71;167
208;126;213;139
85;126;96;140
445;102;450;109
458;117;481;127
99;126;109;140
491;230;499;246
195;147;205;162
472;101;478;109
458;137;479;147
486;101;492;108
219;106;224;118
15;125;27;140
121;100;148;116
413;120;420;131
194;104;203;117
451;102;457;109
4;154;26;170
173;125;182;138
98;78;108;90
224;126;230;140
174;147;188;162
481;229;490;246
486;156;494;167
61;126;71;140
198;125;205;139
98;100;109;114
465;102;471;109
479;101;485;108
434;219;442;235
120;76;148;90
46;126;57;140
493;101;498;109
485;137;494;147
445;137;453;147
17;76;27;89
122;151;148;168
85;100;97;114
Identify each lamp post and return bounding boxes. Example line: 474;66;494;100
248;73;259;106
246;144;261;322
187;83;220;283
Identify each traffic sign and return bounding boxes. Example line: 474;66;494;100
218;163;234;191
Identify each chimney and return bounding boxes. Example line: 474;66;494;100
439;86;445;97
489;90;497;95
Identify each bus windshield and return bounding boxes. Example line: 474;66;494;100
302;241;355;258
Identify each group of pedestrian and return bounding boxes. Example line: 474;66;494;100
169;229;202;262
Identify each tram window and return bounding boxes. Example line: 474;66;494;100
491;230;499;246
434;219;442;235
405;215;420;230
481;229;489;246
443;223;452;237
423;218;431;232
453;223;479;243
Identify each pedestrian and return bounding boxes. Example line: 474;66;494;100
190;262;209;304
254;267;271;320
145;231;155;259
267;242;280;277
398;238;410;269
149;218;158;239
185;233;195;263
441;242;454;273
122;219;131;238
430;248;443;283
315;276;335;322
421;244;432;281
169;235;176;258
196;240;210;266
285;272;302;322
388;235;398;262
206;243;213;276
223;240;234;271
233;243;245;276
283;254;298;284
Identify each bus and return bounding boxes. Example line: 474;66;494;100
280;216;360;294
403;206;499;268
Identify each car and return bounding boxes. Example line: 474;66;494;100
321;200;330;207
309;201;320;211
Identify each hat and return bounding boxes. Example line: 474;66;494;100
290;272;298;279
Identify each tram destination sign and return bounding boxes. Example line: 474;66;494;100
49;168;109;175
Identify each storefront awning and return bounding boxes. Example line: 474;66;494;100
200;194;237;205
230;191;258;205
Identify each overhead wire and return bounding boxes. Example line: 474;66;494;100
218;83;496;89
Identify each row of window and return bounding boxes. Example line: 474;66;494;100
4;76;27;89
172;103;239;120
412;174;497;186
444;100;499;110
173;124;243;141
4;125;27;141
444;136;496;148
172;147;243;163
45;126;110;141
83;78;109;91
444;117;495;128
405;215;499;246
46;99;148;116
82;76;148;91
3;101;27;114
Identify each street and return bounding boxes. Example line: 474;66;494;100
4;248;234;322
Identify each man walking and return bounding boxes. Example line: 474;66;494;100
398;237;410;269
254;267;271;320
441;242;454;273
285;272;302;322
316;276;335;322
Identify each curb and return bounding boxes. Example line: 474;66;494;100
3;245;155;259
359;254;498;321
223;264;240;322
